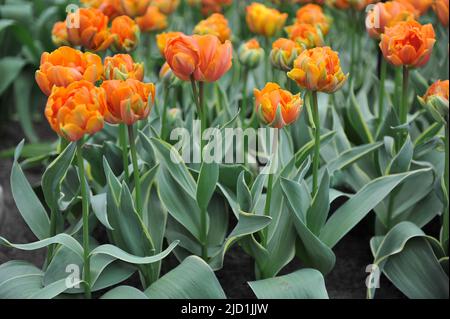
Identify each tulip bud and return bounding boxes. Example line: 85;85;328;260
270;38;303;71
111;15;141;53
152;0;180;15
159;62;182;87
104;54;144;81
254;82;302;128
51;21;69;47
418;80;449;124
238;39;264;70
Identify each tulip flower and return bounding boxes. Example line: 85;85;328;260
246;2;288;38
418;80;449;124
66;8;114;52
45;80;107;142
110;15;140;52
36;46;103;96
432;0;449;26
396;0;432;15
51;21;69;47
254;82;302;129
156;31;184;55
104;54;144;81
295;4;331;36
135;6;168;32
152;0;180;14
194;13;231;43
288;46;347;196
191;0;233;16
119;0;151;17
285;23;325;49
238;39;265;70
270;38;304;72
101;79;155;125
365;1;417;39
81;0;121;18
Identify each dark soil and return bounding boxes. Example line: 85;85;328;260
0;121;405;299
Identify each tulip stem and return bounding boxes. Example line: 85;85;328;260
76;141;91;299
241;67;249;124
161;86;170;140
262;131;278;247
398;66;409;148
378;58;387;126
119;124;130;180
394;67;402;113
312;91;320;197
128;125;142;216
264;37;271;82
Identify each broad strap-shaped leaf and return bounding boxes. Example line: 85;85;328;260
101;286;149;299
248;268;329;299
145;256;226;299
196;161;219;211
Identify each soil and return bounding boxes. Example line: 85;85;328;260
0;121;406;299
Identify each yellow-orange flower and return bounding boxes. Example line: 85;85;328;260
119;0;151;17
36;46;103;96
288;46;348;93
419;80;449;123
101;79;155;125
365;1;417;39
285;23;324;49
104;54;144;80
135;6;168;32
194;13;231;43
380;20;435;68
51;21;69;47
238;39;265;69
152;0;180;14
432;0;449;26
254;82;302;128
45;80;107;141
246;2;288;38
164;34;233;82
66;8;113;52
81;0;121;18
110;15;140;52
156;31;184;55
295;4;331;35
396;0;432;15
270;38;304;71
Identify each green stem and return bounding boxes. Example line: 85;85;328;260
262;131;277;247
401;66;409;124
264;36;271;82
241;67;249;124
76;142;91;299
378;58;387;126
128;125;142;216
394;67;402;113
160;86;170;140
199;81;206;157
312;91;320;197
200;206;208;261
119;124;129;180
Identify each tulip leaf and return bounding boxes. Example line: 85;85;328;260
0;57;26;96
196;161;219;211
101;286;149;299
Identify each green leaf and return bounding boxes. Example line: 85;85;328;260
248;268;329;299
307;170;330;235
91;193;113;230
0;57;26;96
0;261;43;299
14;72;38;143
145;256;226;299
196;161;219;211
320;169;431;248
327;142;383;175
386;136;413;174
10;141;50;240
101;286;149;299
236;171;252;212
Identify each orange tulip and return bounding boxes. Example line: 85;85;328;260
81;0;121;18
254;82;302;128
295;4;331;35
110;15;140;52
156;31;184;55
288;46;348;93
51;21;69;47
285;23;324;49
270;38;304;71
419;80;449;123
432;0;449;26
194;13;231;43
380;20;435;68
366;1;417;39
101;79;156;125
119;0;151;17
238;39;265;69
152;0;180;14
36;46;103;96
164;34;232;82
197;0;233;16
246;2;288;38
45;80;107;141
66;8;113;52
135;6;168;32
395;0;432;15
104;54;144;80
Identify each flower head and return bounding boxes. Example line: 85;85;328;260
194;13;231;43
111;15;140;52
119;0;151;17
45;80;107;141
418;80;449;123
380;19;435;68
52;21;69;47
156;31;184;55
101;79;155;125
238;39;265;69
396;0;432;15
270;38;304;71
246;2;288;38
104;54;144;80
254;82;302;128
135;6;168;32
36;47;103;96
288;46;348;93
432;0;449;26
285;23;325;49
81;0;121;18
295;4;331;35
152;0;180;14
